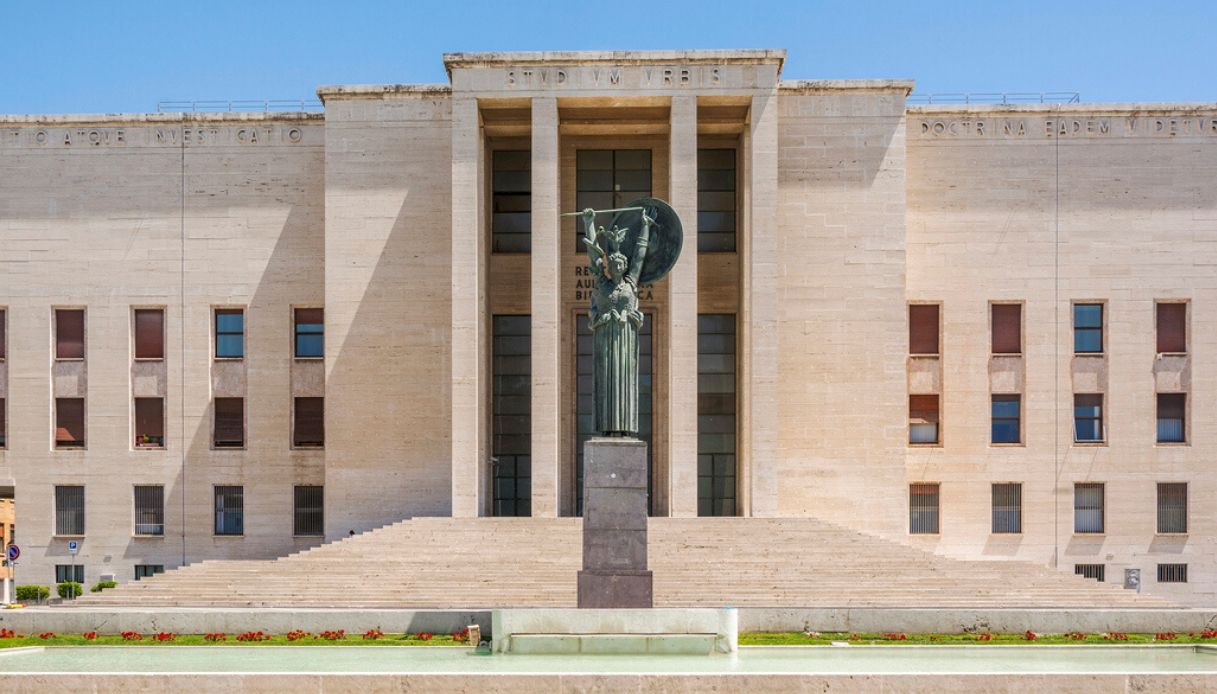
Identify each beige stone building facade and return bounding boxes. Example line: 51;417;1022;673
1;50;1214;605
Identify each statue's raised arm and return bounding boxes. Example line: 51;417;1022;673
580;208;605;267
626;207;655;284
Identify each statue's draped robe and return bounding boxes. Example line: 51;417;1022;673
589;277;643;435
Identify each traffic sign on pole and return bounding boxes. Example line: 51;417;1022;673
5;545;17;562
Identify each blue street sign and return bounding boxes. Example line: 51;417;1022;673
67;540;79;554
5;545;17;562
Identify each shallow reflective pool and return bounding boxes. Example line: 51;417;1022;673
1;645;1217;674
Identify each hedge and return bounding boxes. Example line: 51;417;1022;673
15;585;50;602
90;580;118;593
56;582;84;600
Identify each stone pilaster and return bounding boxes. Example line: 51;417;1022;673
667;95;699;517
530;97;561;517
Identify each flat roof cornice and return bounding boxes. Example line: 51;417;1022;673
780;79;915;95
316;83;452;102
443;49;786;76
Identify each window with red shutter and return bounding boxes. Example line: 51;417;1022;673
991;304;1022;354
134;309;164;359
55;398;85;448
293;397;324;448
55;309;85;359
1156;303;1186;354
213;398;244;448
909;304;940;355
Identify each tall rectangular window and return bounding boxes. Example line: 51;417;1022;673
698;314;737;517
55;565;84;584
1073;394;1104;443
293;485;324;536
1074;483;1104;534
909;394;939;444
293;308;323;358
991;483;1022;534
697;148;736;252
574;149;651;248
1157;393;1186;443
1156;302;1186;354
909;483;940;534
1073;303;1103;353
55;308;85;359
133;485;165;536
133;308;164;359
135;565;164;580
492;316;530;517
134;397;164;448
1074;564;1105;582
213;398;244;448
54;485;85;536
491;150;531;253
293;397;324;448
214;308;244;359
1158;564;1188;583
909;304;940;355
991;395;1021;444
1157;483;1187;534
0;398;5;449
214;486;243;535
55;398;85;449
991;303;1022;354
0;308;6;359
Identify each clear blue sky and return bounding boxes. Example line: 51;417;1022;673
4;0;1214;113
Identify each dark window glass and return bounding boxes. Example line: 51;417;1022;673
1074;483;1104;533
909;394;939;444
698;148;737;252
214;486;243;535
574;149;651;250
909;304;940;355
1073;394;1103;443
134;397;164;448
213;398;244;448
294;308;323;358
1074;564;1105;582
215;309;244;359
1157;483;1187;534
293;485;324;536
991;483;1022;533
55;309;85;359
0;308;6;359
1158;563;1188;583
134;485;164;536
55;398;85;448
134;309;164;359
293;397;324;448
1156;303;1186;353
577;314;652;514
1073;303;1103;353
492;150;531;253
991;395;1021;444
909;483;939;534
135;564;164;580
55;565;85;584
1157;393;1185;443
698;314;737;517
54;485;85;536
0;397;6;448
492;315;531;517
991;304;1021;354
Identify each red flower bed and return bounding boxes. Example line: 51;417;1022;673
319;629;346;641
362;628;384;641
1156;632;1177;641
452;627;470;643
1066;632;1087;640
881;633;908;641
122;631;143;641
0;629;15;639
82;631;98;640
974;633;993;642
38;632;55;640
414;632;434;641
236;631;270;642
204;633;227;642
286;630;310;642
1023;631;1038;641
153;632;176;642
1202;630;1217;639
1102;632;1129;641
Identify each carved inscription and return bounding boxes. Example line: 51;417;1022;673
917;116;1217;139
504;65;722;89
574;264;655;302
3;125;311;148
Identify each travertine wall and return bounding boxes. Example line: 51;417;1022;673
907;106;1217;605
322;93;454;536
0;114;325;586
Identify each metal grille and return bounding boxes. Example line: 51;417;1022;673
1157;483;1187;534
991;483;1022;534
133;485;164;536
909;483;940;534
1074;483;1104;534
491;151;531;253
1074;564;1105;582
492;316;531;517
1158;563;1188;583
54;486;84;536
214;486;244;536
698;314;737;516
293;486;324;537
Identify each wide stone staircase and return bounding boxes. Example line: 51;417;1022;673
73;517;1176;609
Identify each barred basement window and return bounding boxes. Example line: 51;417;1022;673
991;483;1022;534
909;483;940;534
134;564;164;581
214;486;243;536
134;397;164;448
55;565;84;584
697;148;737;252
991;395;1021;444
908;394;939;445
214;308;244;359
1074;564;1105;582
293;485;324;537
55;398;86;449
1073;394;1104;443
294;308;323;358
293;397;324;448
1074;483;1105;534
55;308;85;359
1158;563;1188;583
1156;302;1187;354
54;485;85;536
991;303;1022;354
1073;303;1103;353
491;150;531;253
133;308;164;359
1157;483;1187;534
213;398;244;448
133;485;164;536
1157;393;1186;443
908;304;940;355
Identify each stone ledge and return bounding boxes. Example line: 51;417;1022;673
443;49;786;74
315;83;453;102
0;112;325;125
780;79;915;94
908;102;1217;115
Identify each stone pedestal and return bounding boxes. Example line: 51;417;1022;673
577;437;653;608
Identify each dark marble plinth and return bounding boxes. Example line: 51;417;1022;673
577;437;653;608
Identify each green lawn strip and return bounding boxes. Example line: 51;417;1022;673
0;634;468;648
740;632;1203;646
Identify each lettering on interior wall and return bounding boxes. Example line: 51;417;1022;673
504;65;722;89
573;265;655;303
917;117;1217;139
2;125;310;148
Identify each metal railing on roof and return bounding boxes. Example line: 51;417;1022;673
157;99;323;113
907;92;1080;105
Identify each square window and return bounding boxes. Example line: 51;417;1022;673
991;395;1021;444
1074;483;1104;534
1073;303;1103;353
909;394;939;444
294;308;323;358
1156;302;1186;354
1157;393;1186;443
1073;394;1104;443
55;309;85;359
133;308;164;359
214;309;244;359
909;483;940;534
909;304;940;355
214;486;243;536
